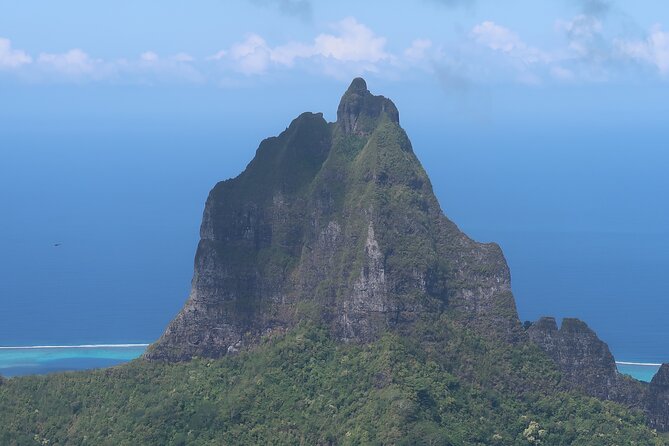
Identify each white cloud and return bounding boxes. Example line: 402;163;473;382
3;14;669;86
472;21;547;64
0;38;32;69
269;17;390;66
227;34;273;75
140;51;195;64
140;51;159;63
132;51;203;83
312;17;389;63
270;41;313;66
467;18;629;84
37;49;97;75
557;15;604;57
617;25;669;75
551;65;576;81
472;21;523;53
171;53;194;63
467;21;556;84
404;39;432;60
207;50;227;61
30;48;202;83
210;18;390;76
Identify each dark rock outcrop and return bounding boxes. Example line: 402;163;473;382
144;78;523;361
527;317;640;402
527;316;669;431
647;364;669;431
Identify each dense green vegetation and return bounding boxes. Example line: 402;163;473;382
0;321;663;445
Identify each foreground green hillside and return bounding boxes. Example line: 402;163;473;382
0;322;662;445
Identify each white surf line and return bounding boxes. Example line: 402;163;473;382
0;344;150;350
616;361;663;367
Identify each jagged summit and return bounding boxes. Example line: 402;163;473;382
144;78;522;362
528;317;620;401
347;76;368;93
532;316;558;332
336;77;399;135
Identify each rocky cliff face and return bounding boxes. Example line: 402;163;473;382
527;317;644;405
647;364;669;431
527;316;669;430
144;78;523;361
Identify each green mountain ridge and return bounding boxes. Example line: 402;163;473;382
0;78;666;445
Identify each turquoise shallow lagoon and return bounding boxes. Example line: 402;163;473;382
616;363;661;383
0;344;661;382
0;345;148;377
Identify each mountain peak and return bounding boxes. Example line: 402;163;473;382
337;77;399;135
346;77;368;94
145;78;522;362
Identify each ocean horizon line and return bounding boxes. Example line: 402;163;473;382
0;343;151;350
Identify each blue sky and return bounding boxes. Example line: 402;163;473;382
1;1;668;361
1;0;668;86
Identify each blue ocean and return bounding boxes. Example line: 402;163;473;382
1;84;667;381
